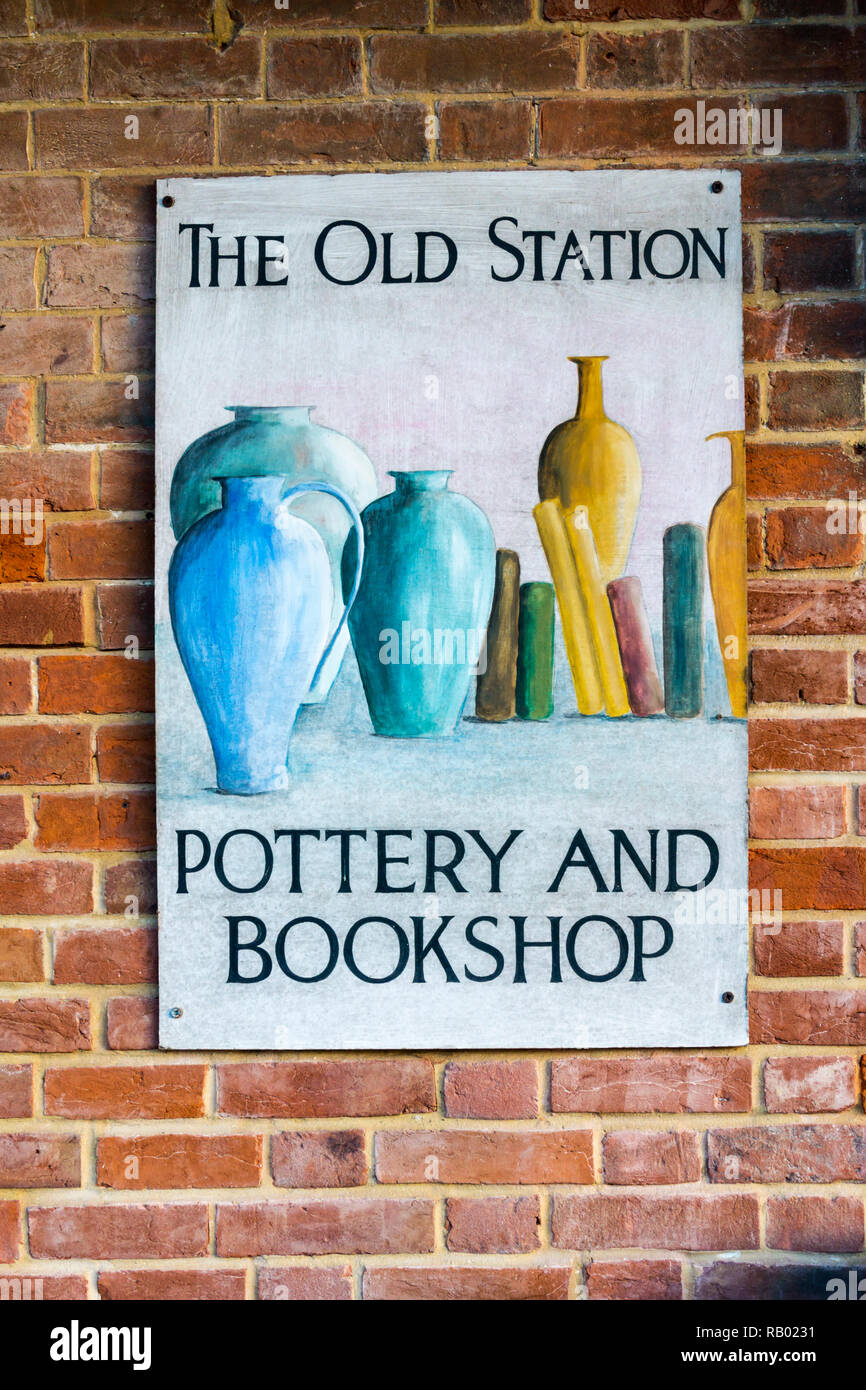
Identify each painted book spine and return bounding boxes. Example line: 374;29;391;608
607;576;664;717
516;581;554;720
663;522;705;719
533;500;604;716
564;505;630;717
475;548;520;721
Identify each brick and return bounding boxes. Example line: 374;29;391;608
0;589;88;647
0;1064;32;1117
258;1266;352;1300
858;784;866;834
0;1132;80;1187
750;989;866;1044
0;38;84;99
53;927;156;984
44;379;154;445
765;92;848;153
217;1058;435;1118
750;721;866;772
97;1134;262;1189
106;996;157;1050
216;1199;434;1256
271;1130;367;1188
767;374;864;433
585;1259;682;1300
545;0;738;12
0;0;27;34
691;25;863;86
0;1270;84;1297
0;383;33;444
0;111;29;169
750;580;866;635
0;927;43;981
219;103;427;166
103;858;156;915
763;1056;857;1113
750;846;866;912
857;921;866;977
586;31;683;89
708;1124;866;1182
99;1268;246;1300
436;0;530;19
695;1261;859;1300
750;649;847;705
45;243;154;309
375;1130;593;1184
35;106;213;169
0;723;90;784
0;174;84;236
101;313;154;372
0;1202;19;1261
90;176;155;240
0;451;93;510
29;1202;208;1259
90;35;261;99
44;1065;205;1118
855;652;866;704
0;246;37;309
0;315;92;375
362;1265;570;1300
0;528;45;582
267;36;362;98
445;1196;539;1254
0;794;27;850
540;95;718;158
39;653;154;713
0;656;31;712
0;997;90;1051
370;32;579;94
239;0;427;24
746;303;866;363
32;0;212;31
99;450;154;510
439;100;531;162
95;582;154;649
49;519;153;579
753;920;845;977
96;723;155;783
552;1194;759;1251
551;1055;751;1113
0;859;92;915
602;1130;701;1185
34;790;154;851
749;786;846;840
443;1059;538;1119
764;231;857;293
742;163;866;222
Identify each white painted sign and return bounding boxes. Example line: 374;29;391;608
156;171;747;1049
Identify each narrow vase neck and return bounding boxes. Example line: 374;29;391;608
708;430;745;490
229;406;312;427
218;475;285;514
391;470;452;495
571;357;608;421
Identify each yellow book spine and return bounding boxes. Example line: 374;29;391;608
564;505;631;718
533;499;604;716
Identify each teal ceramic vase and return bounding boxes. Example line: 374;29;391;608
169;406;377;702
343;470;495;738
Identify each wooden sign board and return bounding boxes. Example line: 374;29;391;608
155;171;747;1049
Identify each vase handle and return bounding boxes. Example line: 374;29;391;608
282;481;365;690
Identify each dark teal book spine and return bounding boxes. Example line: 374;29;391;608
663;523;705;719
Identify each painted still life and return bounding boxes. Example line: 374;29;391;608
156;171;748;1050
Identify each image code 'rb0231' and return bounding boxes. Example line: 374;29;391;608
155;170;747;1050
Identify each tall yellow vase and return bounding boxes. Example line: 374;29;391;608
706;429;748;720
538;356;642;584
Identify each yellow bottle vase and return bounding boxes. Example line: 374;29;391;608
706;429;748;719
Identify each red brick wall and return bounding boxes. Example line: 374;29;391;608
0;0;864;1302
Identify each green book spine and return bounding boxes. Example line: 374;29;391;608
663;522;705;719
516;581;555;720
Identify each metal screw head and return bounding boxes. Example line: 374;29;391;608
168;1006;183;1019
161;195;175;208
721;991;735;1004
710;180;724;194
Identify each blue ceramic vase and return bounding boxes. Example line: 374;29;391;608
169;406;377;703
343;470;495;738
169;475;363;794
